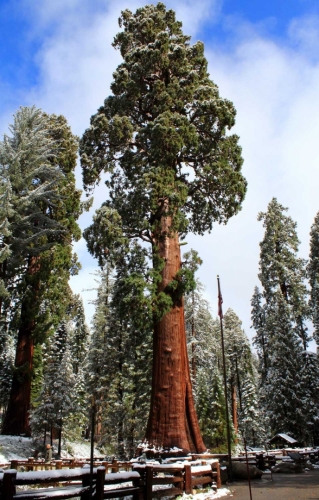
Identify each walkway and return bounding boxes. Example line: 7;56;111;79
226;469;319;500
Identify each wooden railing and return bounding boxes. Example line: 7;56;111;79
132;462;221;499
0;466;142;500
0;461;221;500
6;458;134;472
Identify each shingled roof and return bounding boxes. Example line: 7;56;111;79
269;433;298;444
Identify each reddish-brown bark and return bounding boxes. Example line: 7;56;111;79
2;256;40;436
144;215;206;453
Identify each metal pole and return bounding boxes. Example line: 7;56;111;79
244;436;253;500
90;397;95;499
217;275;233;482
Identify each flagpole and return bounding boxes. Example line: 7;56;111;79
217;275;233;483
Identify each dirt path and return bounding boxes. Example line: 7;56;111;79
226;469;319;499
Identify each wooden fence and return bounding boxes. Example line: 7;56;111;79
0;462;221;500
0;466;142;500
4;458;134;472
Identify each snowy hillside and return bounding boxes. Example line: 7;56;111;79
0;435;104;463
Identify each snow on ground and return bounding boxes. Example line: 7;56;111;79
0;435;104;462
0;435;34;462
181;489;230;499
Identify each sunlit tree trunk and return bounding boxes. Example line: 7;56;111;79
144;215;206;453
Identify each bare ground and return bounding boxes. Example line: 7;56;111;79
226;469;319;500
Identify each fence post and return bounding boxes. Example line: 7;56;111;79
10;460;18;470
184;464;192;494
2;469;17;500
81;464;91;500
132;471;142;500
95;466;105;500
111;459;118;473
55;460;62;470
145;464;153;500
27;458;34;471
211;462;221;489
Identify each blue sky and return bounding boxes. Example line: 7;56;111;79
1;0;319;347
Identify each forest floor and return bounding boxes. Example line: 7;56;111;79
226;469;319;499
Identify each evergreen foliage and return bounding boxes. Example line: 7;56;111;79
85;252;152;458
0;106;85;435
184;279;229;451
30;322;78;448
252;198;318;444
308;212;319;344
223;308;265;446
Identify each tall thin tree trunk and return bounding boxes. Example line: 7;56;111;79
191;290;196;383
144;214;206;453
231;380;238;435
2;256;40;436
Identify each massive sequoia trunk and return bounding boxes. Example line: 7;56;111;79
144;215;206;453
2;256;40;436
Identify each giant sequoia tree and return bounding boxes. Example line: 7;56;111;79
81;3;247;453
0;107;83;435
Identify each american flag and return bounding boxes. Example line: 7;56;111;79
218;290;223;319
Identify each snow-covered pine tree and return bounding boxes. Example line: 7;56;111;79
261;293;305;439
184;279;230;451
258;198;309;348
0;179;12;306
100;247;152;458
67;294;90;375
0;334;15;424
85;246;153;459
223;308;264;445
85;265;113;445
0;107;84;436
251;287;268;381
253;198;316;444
308;212;319;344
30;321;78;452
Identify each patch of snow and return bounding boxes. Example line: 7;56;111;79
0;435;104;462
181;488;230;499
137;441;184;454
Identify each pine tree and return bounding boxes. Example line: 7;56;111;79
223;308;264;445
0;334;15;424
30;322;78;452
184;279;230;452
251;287;268;380
80;2;246;453
0;107;84;435
252;198;315;444
258;198;309;348
67;294;90;375
261;293;305;439
308;212;319;344
86;246;153;458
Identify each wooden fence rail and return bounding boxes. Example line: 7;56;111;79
132;462;221;499
0;462;221;500
6;458;134;472
0;466;142;500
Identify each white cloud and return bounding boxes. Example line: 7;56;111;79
198;17;319;349
2;3;319;349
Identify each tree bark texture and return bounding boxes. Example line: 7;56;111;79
2;256;40;436
144;215;206;453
